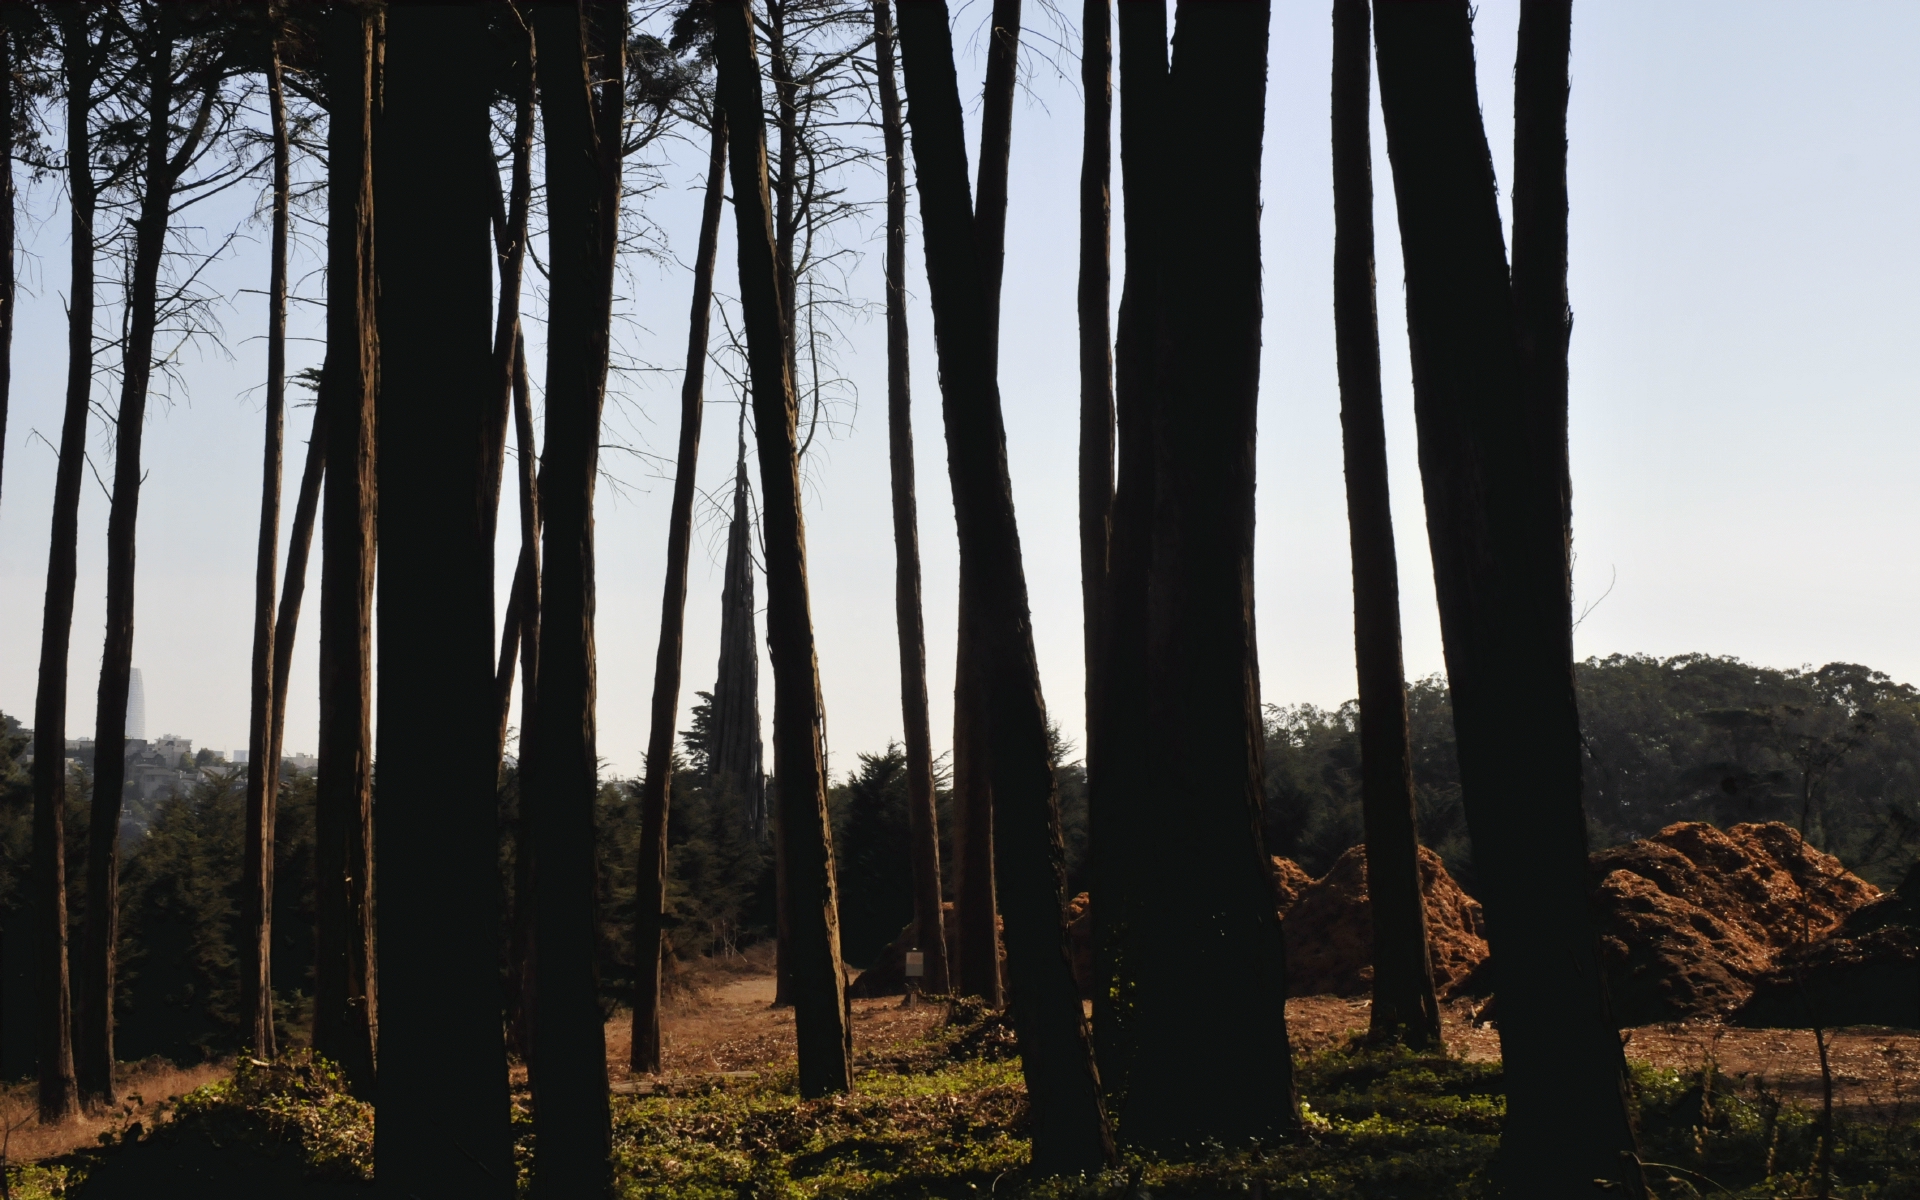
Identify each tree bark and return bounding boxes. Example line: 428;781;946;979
242;25;292;1064
1330;0;1441;1051
1371;3;1643;1194
28;8;98;1124
1512;0;1574;556
892;0;1113;1173
313;4;379;1096
871;0;948;999
632;113;727;1075
527;3;623;1191
503;327;540;1067
1089;0;1166;1111
490;28;536;766
81;17;213;1110
0;22;14;516
372;8;515;1195
713;0;853;1100
1123;0;1298;1149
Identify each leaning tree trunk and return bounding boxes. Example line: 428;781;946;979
372;10;515;1196
267;404;325;817
527;3;624;1192
1089;0;1166;1111
502;330;541;1066
81;30;211;1110
1371;3;1644;1194
713;0;853;1100
1330;0;1441;1051
1123;0;1298;1150
312;5;379;1096
242;29;292;1063
892;0;1113;1174
871;0;948;998
28;11;98;1125
633;112;727;1075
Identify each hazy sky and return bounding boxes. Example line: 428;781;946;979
2;1;1917;781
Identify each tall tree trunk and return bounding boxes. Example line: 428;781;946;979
1075;0;1112;1006
313;4;379;1096
871;0;948;998
29;9;98;1125
713;0;852;1100
709;408;766;842
0;22;14;516
527;3;623;1191
1512;0;1573;555
372;9;514;1193
632;113;727;1076
243;27;292;1063
1330;0;1441;1051
80;21;212;1110
1371;3;1643;1194
892;0;1113;1173
1123;0;1297;1149
503;328;540;1067
1089;0;1166;1111
268;406;324;820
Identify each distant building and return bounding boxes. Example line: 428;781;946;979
126;668;147;741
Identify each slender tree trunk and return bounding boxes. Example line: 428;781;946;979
632;114;727;1075
243;29;292;1064
1122;0;1297;1149
765;0;798;1009
893;0;1113;1173
29;11;97;1125
1512;0;1573;555
871;0;948;998
81;24;211;1111
503;327;540;1066
713;0;853;1100
1089;0;1166;1110
372;10;514;1193
527;3;623;1190
1371;3;1643;1194
313;5;379;1096
0;24;14;516
1330;0;1441;1051
268;405;324;805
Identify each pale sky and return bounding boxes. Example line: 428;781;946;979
2;1;1917;780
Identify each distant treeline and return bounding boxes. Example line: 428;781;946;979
1;652;1913;1068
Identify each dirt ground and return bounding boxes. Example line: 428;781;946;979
0;1059;227;1166
623;969;1920;1121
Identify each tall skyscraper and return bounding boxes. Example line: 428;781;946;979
126;668;147;741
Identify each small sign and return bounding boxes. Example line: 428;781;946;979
904;950;925;978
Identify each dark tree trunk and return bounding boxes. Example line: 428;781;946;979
527;3;623;1191
632;113;727;1075
1371;3;1643;1194
709;413;766;842
502;328;540;1067
313;5;379;1096
243;29;292;1064
892;0;1113;1173
872;0;948;998
713;0;853;1100
29;9;97;1125
1089;0;1166;1110
490;34;536;764
1330;0;1441;1051
81;20;212;1109
268;403;324;814
372;9;514;1195
1512;0;1573;554
1123;0;1297;1149
0;22;14;515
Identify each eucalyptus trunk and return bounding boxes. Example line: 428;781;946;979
1330;0;1441;1051
1372;3;1643;1193
713;0;853;1100
633;113;727;1075
765;0;798;1007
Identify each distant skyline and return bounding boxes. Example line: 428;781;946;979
3;2;1920;779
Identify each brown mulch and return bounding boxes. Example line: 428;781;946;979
1278;845;1489;999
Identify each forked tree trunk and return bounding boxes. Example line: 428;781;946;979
372;9;515;1196
81;21;214;1110
713;0;853;1100
871;0;948;998
892;0;1113;1173
633;113;727;1075
1330;0;1441;1050
312;5;379;1096
242;28;293;1063
1089;0;1166;1110
1123;0;1298;1149
29;8;99;1125
1371;3;1643;1194
527;3;624;1191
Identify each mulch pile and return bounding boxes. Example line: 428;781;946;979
1734;858;1920;1029
1277;845;1490;999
